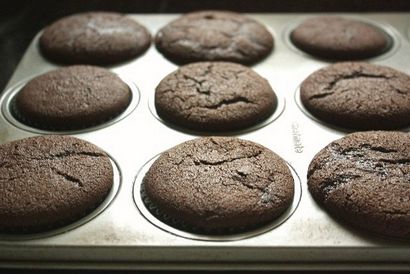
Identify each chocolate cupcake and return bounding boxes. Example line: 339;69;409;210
13;65;132;131
155;62;277;132
290;16;391;60
155;11;273;65
307;131;410;239
0;135;113;234
40;12;151;65
300;62;410;130
142;137;294;234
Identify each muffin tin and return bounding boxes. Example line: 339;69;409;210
0;13;409;270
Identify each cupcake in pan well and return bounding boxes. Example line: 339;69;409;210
142;136;294;234
300;62;410;130
12;65;131;131
0;135;113;234
307;131;410;239
290;16;392;60
155;62;277;132
155;10;273;65
40;12;151;65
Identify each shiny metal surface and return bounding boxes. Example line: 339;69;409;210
0;13;409;270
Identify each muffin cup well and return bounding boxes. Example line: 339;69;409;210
133;154;302;241
1;75;140;135
283;16;399;62
0;157;121;241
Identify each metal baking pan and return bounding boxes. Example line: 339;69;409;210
0;13;409;271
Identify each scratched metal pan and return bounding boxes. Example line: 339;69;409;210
0;13;409;271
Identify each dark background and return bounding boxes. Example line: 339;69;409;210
1;0;410;92
1;0;410;273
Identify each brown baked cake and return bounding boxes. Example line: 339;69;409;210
300;62;410;130
155;11;273;65
290;16;391;60
307;131;410;239
13;65;132;131
155;62;277;132
0;135;113;234
40;12;151;65
142;136;294;234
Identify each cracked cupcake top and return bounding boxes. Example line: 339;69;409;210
0;135;113;233
143;137;294;233
40;12;151;65
300;62;410;130
155;11;273;65
155;62;277;132
308;131;410;239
